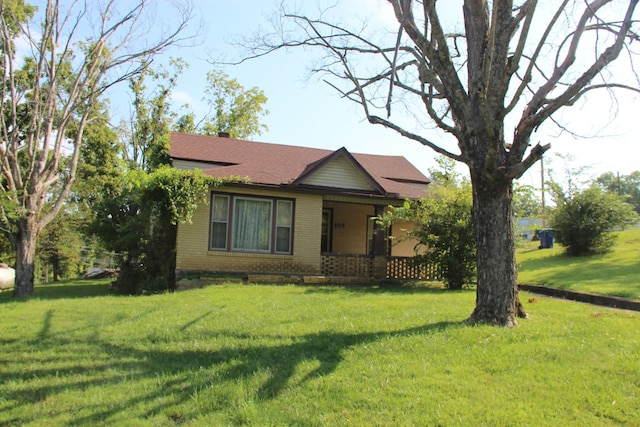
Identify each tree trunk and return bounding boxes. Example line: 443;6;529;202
13;225;38;298
467;172;526;326
52;254;60;282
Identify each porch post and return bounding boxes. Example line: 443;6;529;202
372;205;387;279
371;205;387;256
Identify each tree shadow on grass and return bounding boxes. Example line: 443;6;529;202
90;322;461;424
2;314;460;425
0;279;113;303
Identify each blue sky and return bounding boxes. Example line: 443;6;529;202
108;0;640;186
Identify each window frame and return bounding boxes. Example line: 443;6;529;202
274;199;294;254
209;192;295;255
210;194;230;250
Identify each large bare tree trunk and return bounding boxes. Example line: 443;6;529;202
467;171;525;326
14;224;38;297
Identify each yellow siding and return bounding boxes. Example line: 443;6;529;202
176;187;323;275
301;156;374;190
390;220;422;257
324;202;373;254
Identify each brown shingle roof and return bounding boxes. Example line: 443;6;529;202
169;131;429;199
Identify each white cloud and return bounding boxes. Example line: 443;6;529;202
171;90;198;108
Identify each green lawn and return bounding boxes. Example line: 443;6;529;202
517;228;640;300
1;281;638;426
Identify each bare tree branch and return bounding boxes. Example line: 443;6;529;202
522;0;635;125
367;114;465;162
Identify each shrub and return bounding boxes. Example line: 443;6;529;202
551;186;638;255
381;182;476;289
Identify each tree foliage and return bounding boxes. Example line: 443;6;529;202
0;0;35;45
127;62;269;163
37;208;85;282
126;59;187;171
595;171;640;214
199;70;269;139
513;183;541;219
384;186;475;290
73;105;124;207
91;166;219;294
380;157;476;289
551;186;638;256
173;70;269;139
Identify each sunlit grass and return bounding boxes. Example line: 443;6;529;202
518;229;640;300
1;282;638;425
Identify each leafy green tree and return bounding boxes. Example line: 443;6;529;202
595;171;640;214
380;157;476;290
91;166;218;294
551;186;637;256
513;183;541;219
127;62;269;166
0;1;35;46
37;209;84;282
73;106;125;207
172;69;269;139
199;70;269;139
127;59;189;171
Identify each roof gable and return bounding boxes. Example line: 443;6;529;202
292;148;385;194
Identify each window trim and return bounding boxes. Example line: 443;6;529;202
275;199;294;254
210;194;230;250
209;192;295;255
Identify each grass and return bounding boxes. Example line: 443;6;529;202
1;281;639;426
517;228;640;300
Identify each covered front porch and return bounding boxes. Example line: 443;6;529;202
318;197;436;280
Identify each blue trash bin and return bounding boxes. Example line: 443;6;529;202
538;229;554;249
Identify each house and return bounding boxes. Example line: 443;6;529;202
169;131;432;283
515;218;544;241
